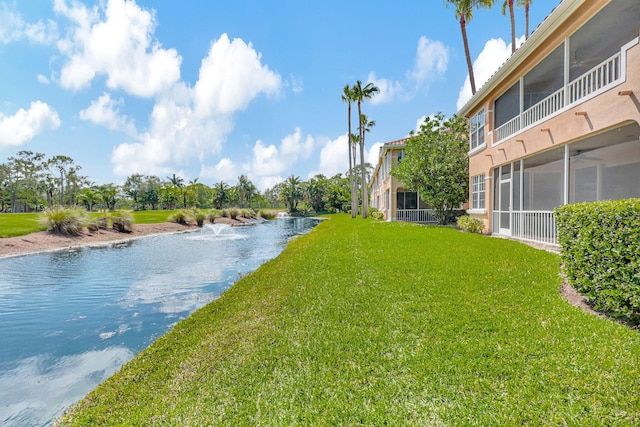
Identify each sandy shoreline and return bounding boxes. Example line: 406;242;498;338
0;222;205;259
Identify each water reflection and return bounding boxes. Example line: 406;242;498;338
0;217;318;426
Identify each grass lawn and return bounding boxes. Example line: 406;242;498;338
56;215;640;426
0;210;177;237
0;213;47;237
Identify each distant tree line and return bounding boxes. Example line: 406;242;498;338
0;150;368;214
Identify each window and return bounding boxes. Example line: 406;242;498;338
472;174;485;210
470;109;485;150
494;81;520;129
397;150;404;163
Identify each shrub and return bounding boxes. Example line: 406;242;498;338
371;211;384;221
192;209;206;227
169;209;189;225
555;199;640;324
40;207;87;236
259;210;276;220
207;209;222;223
457;215;484;234
110;211;134;233
228;208;240;220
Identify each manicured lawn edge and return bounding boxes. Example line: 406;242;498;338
55;215;640;426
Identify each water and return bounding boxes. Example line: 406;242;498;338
0;218;318;427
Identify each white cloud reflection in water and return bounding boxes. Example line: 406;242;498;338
0;347;134;427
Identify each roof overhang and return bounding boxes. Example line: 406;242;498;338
457;0;585;118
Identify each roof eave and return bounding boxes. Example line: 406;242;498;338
457;0;584;118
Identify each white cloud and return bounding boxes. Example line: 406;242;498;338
193;33;281;116
410;36;449;86
79;93;136;135
0;348;134;427
110;31;282;177
55;0;182;97
37;74;51;84
368;72;403;105
318;133;349;178
456;36;525;111
0;101;61;148
0;3;57;44
370;36;448;105
199;158;238;183
367;141;383;167
289;74;304;94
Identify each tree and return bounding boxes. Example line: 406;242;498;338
167;173;185;207
519;0;532;40
141;176;162;210
236;175;257;208
445;0;494;95
391;113;469;225
46;155;80;206
97;184;119;211
502;0;516;53
123;174;144;210
352;80;379;219
7;151;46;212
212;181;230;209
279;175;302;213
304;175;327;213
341;84;358;218
77;186;100;212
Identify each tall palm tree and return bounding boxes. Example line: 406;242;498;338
352;80;379;219
445;0;494;95
502;0;516;53
341;84;358;218
519;0;532;40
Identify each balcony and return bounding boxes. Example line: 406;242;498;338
494;50;624;144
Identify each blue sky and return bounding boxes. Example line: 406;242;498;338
0;0;556;191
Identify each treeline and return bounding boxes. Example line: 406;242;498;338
0;150;366;214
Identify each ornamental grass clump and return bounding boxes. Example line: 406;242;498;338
192;209;207;227
40;206;87;236
109;211;134;233
168;209;190;225
258;209;276;220
207;209;222;223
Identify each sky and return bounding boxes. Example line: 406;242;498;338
0;0;558;191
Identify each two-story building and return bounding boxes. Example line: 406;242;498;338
459;0;640;246
369;137;437;223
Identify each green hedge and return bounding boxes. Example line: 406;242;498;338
555;199;640;323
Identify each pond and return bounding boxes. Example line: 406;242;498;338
0;217;319;427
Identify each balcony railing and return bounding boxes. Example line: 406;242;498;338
493;50;623;144
510;211;557;245
568;53;621;103
522;88;565;128
397;209;438;223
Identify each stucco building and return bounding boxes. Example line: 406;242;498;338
458;0;640;245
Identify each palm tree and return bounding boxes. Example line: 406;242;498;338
166;173;185;207
445;0;494;95
502;0;516;53
519;0;532;40
280;175;302;213
212;181;230;209
352;80;379;219
341;84;358;218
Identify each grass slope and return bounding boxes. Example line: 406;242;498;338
56;215;640;426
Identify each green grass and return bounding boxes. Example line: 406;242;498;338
0;213;47;237
0;210;177;237
56;215;640;426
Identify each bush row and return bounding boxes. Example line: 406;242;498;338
169;208;277;225
40;207;134;235
457;215;484;234
555;199;640;324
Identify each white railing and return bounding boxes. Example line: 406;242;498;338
495;115;521;142
510;211;557;244
397;209;438;223
493;51;623;143
568;52;620;104
522;88;565;127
